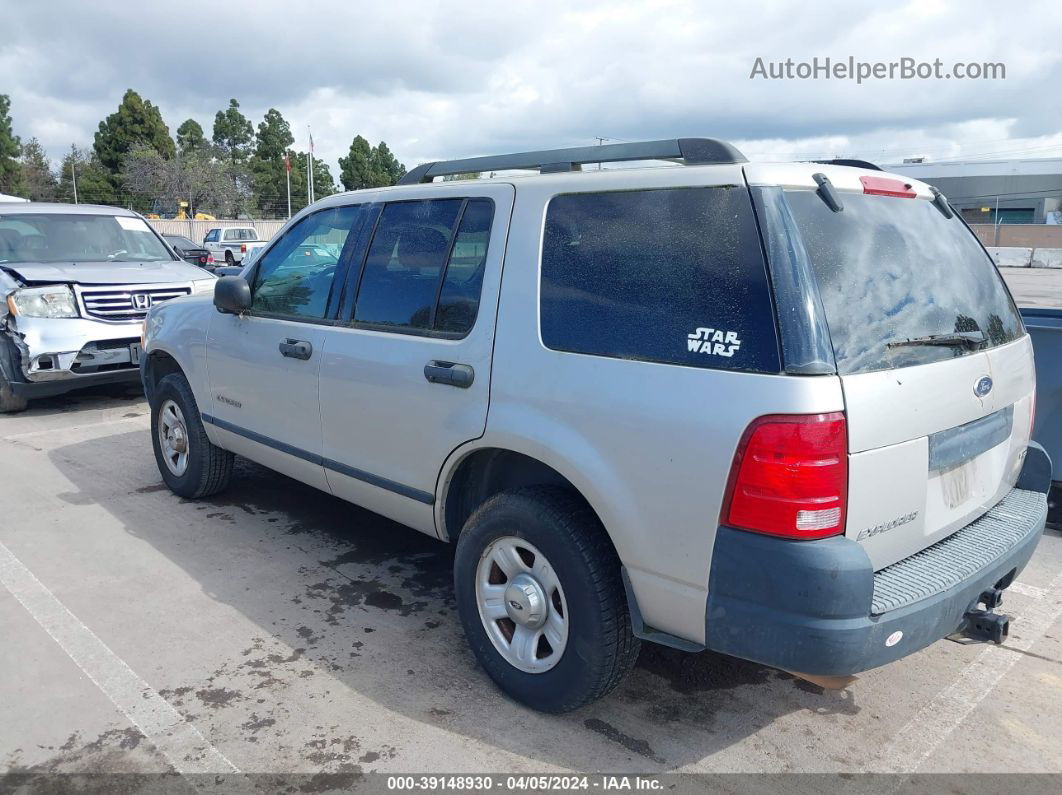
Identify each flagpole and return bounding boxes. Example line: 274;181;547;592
285;154;291;219
307;125;315;205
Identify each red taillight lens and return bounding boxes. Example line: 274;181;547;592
860;175;916;198
241;243;247;253
722;413;848;540
199;255;207;264
207;254;215;264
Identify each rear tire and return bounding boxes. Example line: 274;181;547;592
150;373;233;498
224;250;235;266
0;372;28;414
454;487;640;712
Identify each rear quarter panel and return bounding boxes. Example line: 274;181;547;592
478;170;845;645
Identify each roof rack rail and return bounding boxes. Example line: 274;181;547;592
812;158;883;171
399;138;747;185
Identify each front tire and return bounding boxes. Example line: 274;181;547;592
150;373;233;498
0;372;28;414
454;487;640;712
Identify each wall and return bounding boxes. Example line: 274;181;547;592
145;218;286;244
969;224;1062;248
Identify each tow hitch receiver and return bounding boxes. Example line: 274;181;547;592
957;608;1010;644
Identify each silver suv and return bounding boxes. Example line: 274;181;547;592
140;139;1051;712
0;203;216;412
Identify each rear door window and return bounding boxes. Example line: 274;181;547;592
539;187;781;372
783;190;1024;374
352;198;494;335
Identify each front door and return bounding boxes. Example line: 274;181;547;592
318;183;515;535
205;204;368;492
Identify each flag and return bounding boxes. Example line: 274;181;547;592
308;130;314;155
284;152;291;173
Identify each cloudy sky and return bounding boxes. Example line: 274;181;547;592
3;0;1062;175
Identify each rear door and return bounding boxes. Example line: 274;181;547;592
775;175;1033;569
317;183;514;535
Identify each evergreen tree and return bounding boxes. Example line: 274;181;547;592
19;137;57;201
249;109;295;214
338;135;406;190
176;118;207;155
370;141;406;185
93;89;175;178
0;94;25;196
57;145;116;205
212;99;253;165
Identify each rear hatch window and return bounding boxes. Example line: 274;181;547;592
782;190;1024;374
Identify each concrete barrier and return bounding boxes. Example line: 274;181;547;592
988;247;1033;268
1030;248;1062;269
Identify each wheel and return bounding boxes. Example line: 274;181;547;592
0;371;28;413
454;487;640;712
150;373;233;498
224;250;235;266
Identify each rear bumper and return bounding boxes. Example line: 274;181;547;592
705;448;1050;676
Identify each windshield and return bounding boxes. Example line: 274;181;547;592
0;213;176;264
782;190;1024;374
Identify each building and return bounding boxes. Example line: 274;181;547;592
885;157;1062;225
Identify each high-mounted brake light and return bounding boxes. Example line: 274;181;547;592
722;413;848;540
860;175;916;198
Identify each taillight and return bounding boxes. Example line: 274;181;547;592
860;175;916;198
207;254;215;264
199;255;207;264
722;413;848;540
241;243;247;253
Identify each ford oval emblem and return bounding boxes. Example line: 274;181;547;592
974;376;993;398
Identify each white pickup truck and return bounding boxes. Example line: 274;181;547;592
203;226;263;266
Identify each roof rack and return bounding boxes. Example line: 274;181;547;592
398;138;747;185
812;158;883;171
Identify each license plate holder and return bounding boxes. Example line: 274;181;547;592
129;342;141;365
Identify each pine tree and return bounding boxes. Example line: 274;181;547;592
0;94;25;196
19;138;57;201
212;99;253;165
176;119;207;155
93;89;175;178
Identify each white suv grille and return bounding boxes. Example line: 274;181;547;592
77;284;192;323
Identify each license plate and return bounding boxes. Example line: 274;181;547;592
129;343;141;364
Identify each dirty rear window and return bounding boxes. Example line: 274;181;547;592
540;187;781;373
784;191;1024;374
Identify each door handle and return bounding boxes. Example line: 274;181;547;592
279;339;313;360
424;360;475;388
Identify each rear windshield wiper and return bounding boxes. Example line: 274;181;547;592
887;331;986;349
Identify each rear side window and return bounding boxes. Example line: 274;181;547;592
540;187;781;372
353;198;494;335
784;190;1024;374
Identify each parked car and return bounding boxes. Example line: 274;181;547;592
0;203;216;412
163;234;214;270
203;226;262;266
1021;306;1062;524
141;139;1050;712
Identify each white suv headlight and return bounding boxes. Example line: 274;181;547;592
7;285;79;318
191;279;217;295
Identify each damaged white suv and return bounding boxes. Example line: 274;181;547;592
141;139;1051;712
0;203;216;412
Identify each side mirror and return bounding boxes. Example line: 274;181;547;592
213;276;252;315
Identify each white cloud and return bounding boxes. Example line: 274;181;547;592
2;0;1061;177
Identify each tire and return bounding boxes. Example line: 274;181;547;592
0;371;28;413
454;487;640;712
224;250;235;266
150;373;233;498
